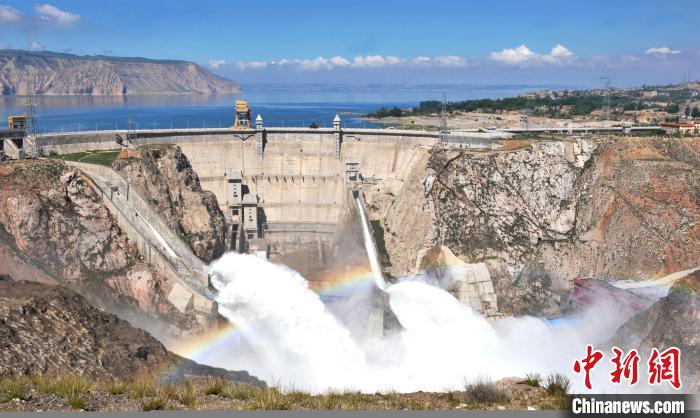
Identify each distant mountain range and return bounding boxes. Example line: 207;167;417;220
0;49;240;96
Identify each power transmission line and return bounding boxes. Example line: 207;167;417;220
439;93;447;132
600;77;613;122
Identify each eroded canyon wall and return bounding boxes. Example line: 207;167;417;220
113;145;228;262
374;136;700;316
0;160;200;335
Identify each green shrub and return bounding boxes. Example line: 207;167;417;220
519;373;542;387
2;379;27;402
176;380;197;408
67;395;87;410
55;375;92;398
105;378;126;395
318;393;341;410
250;387;290;410
225;384;256;401
544;373;570;410
203;378;226;396
129;377;156;399
544;373;570;396
141;397;168;411
437;390;463;407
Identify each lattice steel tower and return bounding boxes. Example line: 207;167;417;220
600;77;613;121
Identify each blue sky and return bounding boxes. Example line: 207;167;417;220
0;0;698;86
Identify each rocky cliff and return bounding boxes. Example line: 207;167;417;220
0;50;239;95
373;136;700;316
0;277;261;384
113;145;228;262
0;159;199;335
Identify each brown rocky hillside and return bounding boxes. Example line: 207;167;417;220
0;276;261;385
0;49;239;96
0;159;199;336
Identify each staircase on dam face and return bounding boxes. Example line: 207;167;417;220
63;160;217;326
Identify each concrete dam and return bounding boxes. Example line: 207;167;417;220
34;120;444;269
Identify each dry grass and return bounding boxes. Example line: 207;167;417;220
224;384;257;401
544;373;570;397
464;377;512;405
1;378;28;402
0;374;565;411
140;396;168;411
104;377;127;395
66;395;87;410
249;387;290;410
543;373;570;410
203;377;227;396
30;375;91;410
128;376;157;399
518;373;542;387
175;380;197;409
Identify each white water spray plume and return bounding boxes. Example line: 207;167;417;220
204;250;638;394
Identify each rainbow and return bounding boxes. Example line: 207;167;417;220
166;261;377;371
309;263;376;296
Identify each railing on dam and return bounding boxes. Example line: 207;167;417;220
29;124;671;158
35;126;441;138
34;126;443;156
35;125;665;142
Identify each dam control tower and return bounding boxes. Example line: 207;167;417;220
233;100;252;129
225;169;265;255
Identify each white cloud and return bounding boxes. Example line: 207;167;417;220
264;55;409;71
550;44;574;58
352;55;403;68
412;56;431;65
236;60;267;71
489;44;576;65
329;56;350;67
34;4;80;25
227;54;474;71
434;55;467;67
385;56;401;65
0;5;21;22
299;56;337;70
267;56;349;71
489;45;536;64
29;41;45;51
645;47;681;55
209;59;227;69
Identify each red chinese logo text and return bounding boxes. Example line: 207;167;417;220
572;345;681;390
